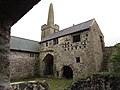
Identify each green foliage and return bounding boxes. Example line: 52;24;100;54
34;55;40;77
109;43;120;73
11;78;73;90
53;64;56;76
92;71;120;78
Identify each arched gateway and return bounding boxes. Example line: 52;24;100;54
63;66;73;79
43;54;53;76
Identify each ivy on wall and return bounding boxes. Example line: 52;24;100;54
109;43;120;74
34;54;40;77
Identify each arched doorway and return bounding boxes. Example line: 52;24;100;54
43;54;53;76
63;66;73;79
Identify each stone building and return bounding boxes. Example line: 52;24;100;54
9;3;104;80
39;3;104;79
9;36;40;80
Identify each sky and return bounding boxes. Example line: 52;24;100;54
11;0;120;46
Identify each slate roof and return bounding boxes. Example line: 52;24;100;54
40;19;94;43
10;36;40;52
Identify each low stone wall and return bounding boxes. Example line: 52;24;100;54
66;75;120;90
11;81;49;90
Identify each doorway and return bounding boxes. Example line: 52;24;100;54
63;66;73;79
43;54;53;76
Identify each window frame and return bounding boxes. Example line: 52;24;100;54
53;38;58;45
72;33;80;43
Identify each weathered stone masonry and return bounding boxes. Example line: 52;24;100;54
9;3;105;81
9;50;38;80
39;3;104;79
9;36;40;80
0;15;13;90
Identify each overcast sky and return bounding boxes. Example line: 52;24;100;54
11;0;120;46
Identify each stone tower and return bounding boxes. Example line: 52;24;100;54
41;3;59;40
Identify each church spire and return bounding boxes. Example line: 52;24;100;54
47;3;54;26
41;3;59;40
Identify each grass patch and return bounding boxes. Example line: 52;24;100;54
11;77;73;90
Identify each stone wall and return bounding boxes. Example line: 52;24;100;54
90;20;104;72
40;21;104;79
66;75;120;90
101;47;115;71
11;81;49;90
9;50;39;80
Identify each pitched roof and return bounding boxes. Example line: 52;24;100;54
10;36;40;52
40;19;94;43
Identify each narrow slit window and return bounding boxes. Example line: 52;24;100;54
76;57;80;63
53;38;58;45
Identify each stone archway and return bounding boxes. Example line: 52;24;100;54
43;54;53;76
63;66;73;79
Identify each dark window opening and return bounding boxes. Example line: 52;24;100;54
57;71;59;76
30;53;34;57
73;34;80;42
100;35;104;51
53;38;58;45
100;36;103;42
79;46;81;48
46;42;48;46
76;57;80;63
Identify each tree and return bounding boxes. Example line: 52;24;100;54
110;43;120;73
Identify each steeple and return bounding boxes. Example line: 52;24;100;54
47;3;54;26
41;3;59;40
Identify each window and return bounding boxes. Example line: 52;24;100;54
100;36;103;42
30;53;34;57
73;34;80;42
53;38;58;45
100;35;104;51
46;42;48;46
56;71;59;76
76;57;80;63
